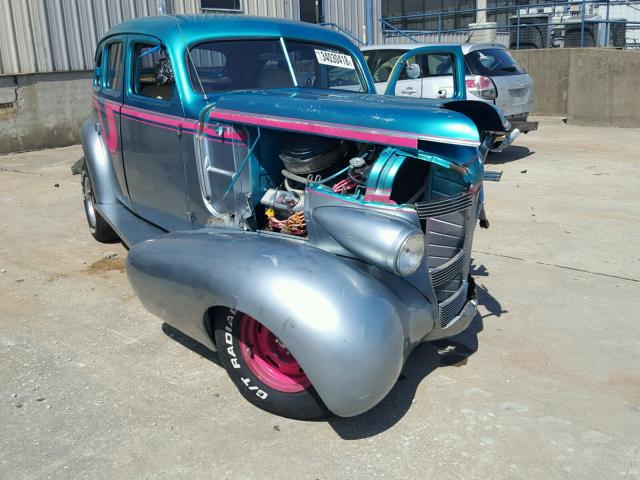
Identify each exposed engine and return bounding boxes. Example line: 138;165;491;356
260;134;375;236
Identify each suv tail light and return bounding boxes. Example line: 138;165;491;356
466;75;497;100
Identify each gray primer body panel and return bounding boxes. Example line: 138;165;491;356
126;229;440;417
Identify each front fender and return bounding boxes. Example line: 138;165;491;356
126;229;429;417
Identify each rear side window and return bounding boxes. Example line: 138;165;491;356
465;48;525;77
105;42;124;91
93;47;103;87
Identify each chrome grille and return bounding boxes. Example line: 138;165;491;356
430;250;466;288
439;282;469;328
416;191;473;219
422;167;477;328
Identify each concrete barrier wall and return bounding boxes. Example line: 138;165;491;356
0;72;92;154
512;49;570;117
512;48;640;128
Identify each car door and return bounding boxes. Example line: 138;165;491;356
392;53;423;98
93;38;131;208
420;53;456;99
121;35;190;232
385;45;467;104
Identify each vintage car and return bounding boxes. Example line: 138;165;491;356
81;15;507;419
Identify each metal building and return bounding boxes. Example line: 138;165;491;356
0;0;383;75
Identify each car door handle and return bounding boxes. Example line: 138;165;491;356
401;87;416;94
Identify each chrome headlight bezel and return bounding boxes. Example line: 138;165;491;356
393;231;425;276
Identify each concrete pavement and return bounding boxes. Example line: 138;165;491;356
1;117;639;479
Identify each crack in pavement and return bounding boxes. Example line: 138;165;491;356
475;250;639;283
0;167;78;184
0;167;42;175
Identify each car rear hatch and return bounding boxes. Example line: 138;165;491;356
465;47;534;117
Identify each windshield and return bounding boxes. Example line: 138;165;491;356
188;38;366;94
465;48;526;77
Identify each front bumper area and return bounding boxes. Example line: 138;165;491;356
423;277;478;341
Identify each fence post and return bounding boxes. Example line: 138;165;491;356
516;9;521;50
365;0;374;46
580;0;586;48
604;0;611;47
438;13;442;42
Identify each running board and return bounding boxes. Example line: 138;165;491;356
96;203;166;248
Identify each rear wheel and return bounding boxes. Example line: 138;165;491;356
81;163;118;243
214;309;329;420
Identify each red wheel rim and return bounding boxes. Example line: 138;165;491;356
238;314;311;393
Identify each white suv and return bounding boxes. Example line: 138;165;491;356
362;43;538;133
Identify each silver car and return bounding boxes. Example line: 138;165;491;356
362;43;538;134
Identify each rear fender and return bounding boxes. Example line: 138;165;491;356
80;118;121;205
443;100;510;133
125;229;430;417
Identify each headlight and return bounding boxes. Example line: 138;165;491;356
394;232;425;276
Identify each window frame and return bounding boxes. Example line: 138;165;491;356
129;40;175;103
93;43;104;91
102;39;125;101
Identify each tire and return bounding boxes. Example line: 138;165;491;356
81;163;119;243
214;309;329;420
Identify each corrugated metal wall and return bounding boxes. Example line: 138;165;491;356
0;0;169;75
0;0;302;75
323;0;369;44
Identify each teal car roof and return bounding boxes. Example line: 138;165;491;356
105;14;357;51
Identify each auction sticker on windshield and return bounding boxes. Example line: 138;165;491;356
314;49;355;70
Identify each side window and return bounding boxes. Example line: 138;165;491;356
132;43;174;100
424;53;455;77
105;42;124;92
396;53;455;81
93;46;103;88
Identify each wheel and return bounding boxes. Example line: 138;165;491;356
81;163;118;243
214;309;329;420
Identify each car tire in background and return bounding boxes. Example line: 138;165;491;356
214;309;330;420
81;162;119;243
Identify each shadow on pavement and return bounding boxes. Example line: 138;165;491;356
472;261;508;320
162;323;222;366
487;145;534;165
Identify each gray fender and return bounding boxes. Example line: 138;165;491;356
125;229;428;417
80;118;120;205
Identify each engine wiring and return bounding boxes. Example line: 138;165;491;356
266;208;307;236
